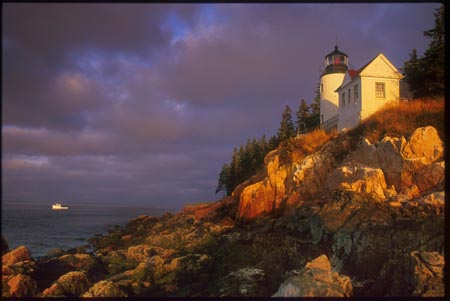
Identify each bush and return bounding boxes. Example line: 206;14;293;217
348;98;444;144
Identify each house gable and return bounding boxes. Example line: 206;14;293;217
335;69;359;93
359;53;403;79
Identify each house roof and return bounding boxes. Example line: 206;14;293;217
347;69;359;80
335;53;403;92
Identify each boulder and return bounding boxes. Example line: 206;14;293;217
371;251;444;296
412;161;444;192
42;271;91;297
238;179;277;219
33;253;104;291
209;217;235;235
410;251;444;296
376;126;443;191
401;126;444;162
216;267;265;297
181;201;223;221
82;280;127;297
327;162;387;200
127;245;168;262
2;246;32;266
3;273;38;297
272;255;353;297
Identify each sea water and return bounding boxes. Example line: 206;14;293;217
2;200;174;258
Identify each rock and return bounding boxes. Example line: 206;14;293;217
217;267;265;297
3;273;38;297
2;246;32;266
33;253;104;291
272;255;353;297
410;251;444;297
42;271;91;297
238;179;278;219
82;280;127;297
127;245;168;262
327;162;387;200
401;126;443;162
45;248;66;258
376;127;443;191
372;251;444;297
343;138;378;166
413;161;444;192
181;201;223;221
209;217;235;235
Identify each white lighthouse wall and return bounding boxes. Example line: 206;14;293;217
320;72;345;124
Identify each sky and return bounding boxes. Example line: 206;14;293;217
2;3;441;209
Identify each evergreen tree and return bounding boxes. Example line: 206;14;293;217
308;83;321;129
215;163;230;195
268;135;279;150
296;99;310;134
277;105;295;142
311;82;321;116
403;5;444;98
403;49;423;96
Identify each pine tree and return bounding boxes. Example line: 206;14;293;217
421;5;444;97
215;163;230;195
296;99;310;134
277;105;295;142
403;5;444;98
308;83;321;129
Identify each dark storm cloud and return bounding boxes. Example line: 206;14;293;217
2;3;440;208
2;3;199;129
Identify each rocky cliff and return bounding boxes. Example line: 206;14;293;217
2;125;445;297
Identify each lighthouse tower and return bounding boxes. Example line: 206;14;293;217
320;45;348;131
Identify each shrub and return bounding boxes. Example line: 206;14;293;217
348;98;444;144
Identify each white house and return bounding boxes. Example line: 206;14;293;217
320;46;404;132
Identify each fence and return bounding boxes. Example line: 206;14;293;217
321;114;339;132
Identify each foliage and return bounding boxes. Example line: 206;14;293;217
403;5;444;98
348;97;444;145
277;105;296;141
215;135;274;195
296;99;310;133
294;86;321;134
216;92;325;196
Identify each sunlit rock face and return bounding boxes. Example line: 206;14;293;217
41;271;91;297
82;280;128;297
1;125;444;298
236;126;444;220
273;255;353;297
2;245;32;267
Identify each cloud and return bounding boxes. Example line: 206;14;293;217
2;3;441;208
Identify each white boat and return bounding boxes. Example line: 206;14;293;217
52;203;69;210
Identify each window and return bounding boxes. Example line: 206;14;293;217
354;84;359;102
348;89;351;104
342;93;345;107
375;82;385;98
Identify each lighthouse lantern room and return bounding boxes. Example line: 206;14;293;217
320;45;348;131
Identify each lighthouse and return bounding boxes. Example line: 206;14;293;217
320;45;348;131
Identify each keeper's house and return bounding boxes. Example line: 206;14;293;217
320;46;406;132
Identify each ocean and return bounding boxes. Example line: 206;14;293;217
2;200;174;258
